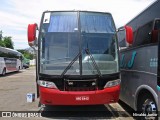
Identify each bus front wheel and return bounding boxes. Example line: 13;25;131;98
17;66;20;71
2;68;6;76
137;93;157;119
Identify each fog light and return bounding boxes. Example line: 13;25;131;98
104;79;121;88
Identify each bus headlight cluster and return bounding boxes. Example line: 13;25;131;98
38;80;58;89
104;79;121;88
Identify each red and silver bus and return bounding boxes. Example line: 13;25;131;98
0;46;22;75
27;11;121;105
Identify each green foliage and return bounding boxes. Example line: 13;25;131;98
0;39;5;47
24;53;34;60
0;30;14;49
0;31;5;47
17;49;25;54
0;30;2;40
3;37;14;49
17;49;34;60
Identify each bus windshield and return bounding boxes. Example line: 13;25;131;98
39;11;119;76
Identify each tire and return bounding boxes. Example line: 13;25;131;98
137;93;158;120
2;68;6;76
23;66;26;69
38;101;42;107
17;66;20;71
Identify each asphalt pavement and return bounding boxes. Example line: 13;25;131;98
0;67;134;119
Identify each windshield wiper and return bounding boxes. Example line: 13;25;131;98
61;52;81;77
85;48;102;77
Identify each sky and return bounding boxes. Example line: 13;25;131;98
0;0;156;49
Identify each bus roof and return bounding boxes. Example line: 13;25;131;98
0;46;22;56
42;10;112;16
123;0;159;30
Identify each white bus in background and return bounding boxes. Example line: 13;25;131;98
0;46;23;75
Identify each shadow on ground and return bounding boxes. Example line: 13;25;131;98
0;71;24;77
39;104;131;119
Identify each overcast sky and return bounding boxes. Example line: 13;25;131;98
0;0;156;49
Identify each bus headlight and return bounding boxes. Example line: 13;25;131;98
38;80;58;89
104;79;121;88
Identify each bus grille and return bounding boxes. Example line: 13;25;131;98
65;79;97;91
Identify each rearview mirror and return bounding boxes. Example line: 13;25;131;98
124;26;133;44
27;23;38;47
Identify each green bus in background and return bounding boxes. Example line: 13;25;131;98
22;55;30;69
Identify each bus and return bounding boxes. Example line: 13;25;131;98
27;11;120;105
0;46;23;75
118;1;160;118
118;19;160;117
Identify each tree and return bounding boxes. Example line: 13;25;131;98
0;39;5;47
24;52;34;60
0;30;5;47
3;37;14;49
0;31;2;40
0;31;14;49
17;49;34;60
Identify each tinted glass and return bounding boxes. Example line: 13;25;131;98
133;21;153;47
39;11;119;76
40;12;79;75
80;12;118;75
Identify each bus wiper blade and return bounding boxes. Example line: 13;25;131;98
61;52;81;77
85;48;102;77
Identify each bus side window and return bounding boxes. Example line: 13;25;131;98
133;21;153;47
0;51;7;57
154;20;160;30
152;30;158;43
152;20;160;43
19;56;23;60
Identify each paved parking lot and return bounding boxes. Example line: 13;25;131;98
0;67;134;119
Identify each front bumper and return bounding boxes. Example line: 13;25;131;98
39;85;120;105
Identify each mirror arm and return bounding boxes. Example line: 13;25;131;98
117;26;125;32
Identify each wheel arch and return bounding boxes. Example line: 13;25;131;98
134;85;158;111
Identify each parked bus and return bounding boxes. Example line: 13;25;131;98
27;11;120;105
0;46;22;75
118;1;160;118
118;19;159;117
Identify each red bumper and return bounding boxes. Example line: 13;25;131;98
39;85;120;105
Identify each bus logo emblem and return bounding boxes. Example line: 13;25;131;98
68;82;73;85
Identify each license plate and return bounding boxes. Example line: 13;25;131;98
75;96;89;101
